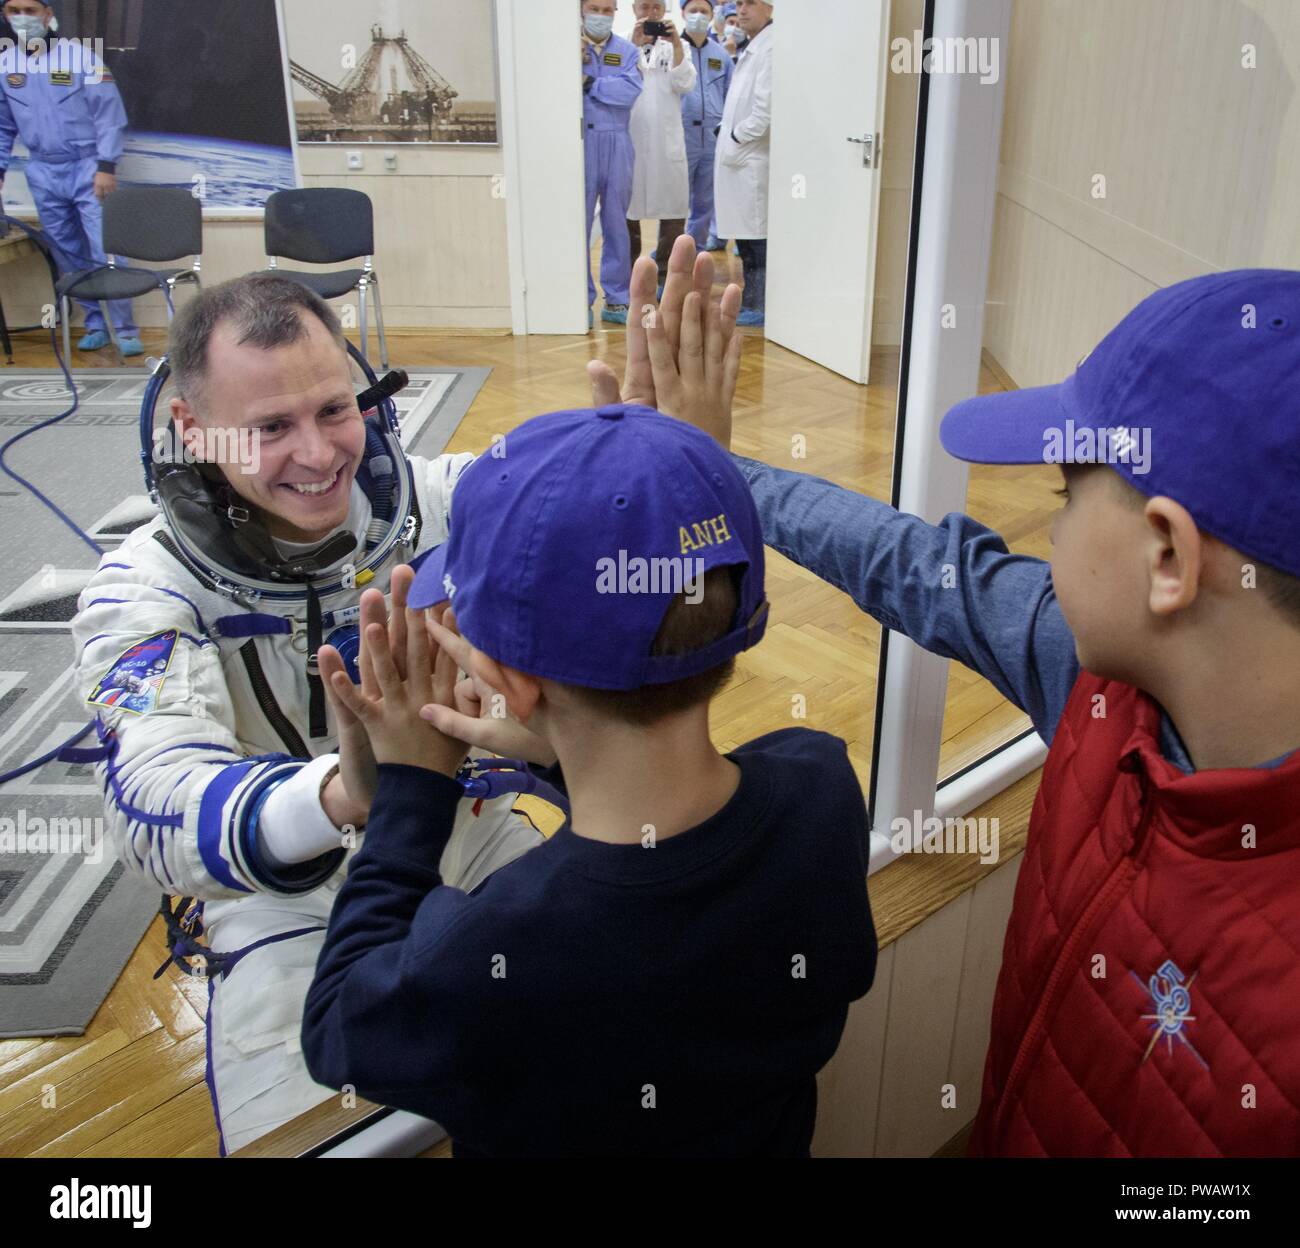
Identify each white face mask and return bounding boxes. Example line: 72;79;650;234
726;25;746;43
684;13;712;35
9;13;47;42
583;13;615;40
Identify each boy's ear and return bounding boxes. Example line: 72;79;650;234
468;649;542;722
1143;496;1202;617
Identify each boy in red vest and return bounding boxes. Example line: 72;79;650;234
669;261;1300;1155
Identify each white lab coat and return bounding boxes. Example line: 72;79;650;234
714;22;774;240
627;38;697;220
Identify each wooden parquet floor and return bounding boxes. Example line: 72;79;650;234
0;259;1058;1155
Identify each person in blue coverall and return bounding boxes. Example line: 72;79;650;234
679;0;731;251
0;0;141;354
581;0;642;326
720;4;748;59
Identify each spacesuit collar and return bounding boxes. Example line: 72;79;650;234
269;482;368;563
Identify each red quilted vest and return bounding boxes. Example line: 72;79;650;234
970;672;1300;1156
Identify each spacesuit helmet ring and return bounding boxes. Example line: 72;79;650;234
139;340;416;602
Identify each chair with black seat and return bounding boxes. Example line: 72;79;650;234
263;188;388;370
57;186;203;366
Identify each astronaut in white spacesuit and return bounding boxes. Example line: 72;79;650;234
70;273;543;1154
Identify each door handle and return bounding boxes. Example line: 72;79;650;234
846;133;878;168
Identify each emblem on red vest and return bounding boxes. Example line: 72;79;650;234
1132;959;1209;1069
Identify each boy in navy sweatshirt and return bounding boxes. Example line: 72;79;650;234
302;399;877;1157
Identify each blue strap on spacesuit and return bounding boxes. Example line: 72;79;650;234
457;757;570;816
211;603;362;640
153;890;324;982
212;614;294;640
154;892;230;979
92;716;187;833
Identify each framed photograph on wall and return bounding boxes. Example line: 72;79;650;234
0;0;300;215
282;0;499;145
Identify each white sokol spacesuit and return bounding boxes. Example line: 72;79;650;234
70;392;543;1154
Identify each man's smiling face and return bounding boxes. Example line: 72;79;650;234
171;312;366;544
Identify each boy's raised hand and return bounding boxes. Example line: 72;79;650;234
646;282;742;450
588;234;743;449
324;601;469;779
356;567;413;686
420;609;559;769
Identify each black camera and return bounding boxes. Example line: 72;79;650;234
643;19;671;38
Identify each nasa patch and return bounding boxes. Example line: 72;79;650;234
6;73;25;87
88;630;179;716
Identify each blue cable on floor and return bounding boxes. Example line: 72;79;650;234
0;311;111;784
0;315;102;557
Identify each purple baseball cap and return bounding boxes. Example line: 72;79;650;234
940;268;1300;578
409;404;769;690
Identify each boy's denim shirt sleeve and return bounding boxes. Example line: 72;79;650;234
731;453;1081;744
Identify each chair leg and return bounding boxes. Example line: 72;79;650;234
101;302;126;366
0;296;13;364
357;282;370;370
371;279;389;371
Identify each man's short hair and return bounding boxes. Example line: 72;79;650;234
168;273;348;410
564;564;741;725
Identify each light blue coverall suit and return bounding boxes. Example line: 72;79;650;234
681;33;733;247
0;40;137;337
583;32;642;309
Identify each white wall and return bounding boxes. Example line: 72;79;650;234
0;143;512;333
985;0;1300;386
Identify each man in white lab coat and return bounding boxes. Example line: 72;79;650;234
714;0;773;326
626;0;697;294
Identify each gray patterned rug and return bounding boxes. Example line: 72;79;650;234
0;365;485;1037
